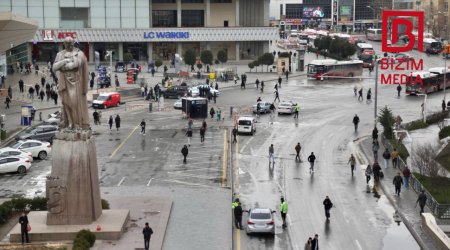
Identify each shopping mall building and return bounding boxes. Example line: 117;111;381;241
0;0;277;65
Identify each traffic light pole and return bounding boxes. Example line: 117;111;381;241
374;60;379;127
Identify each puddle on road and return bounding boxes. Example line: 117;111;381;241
377;195;420;250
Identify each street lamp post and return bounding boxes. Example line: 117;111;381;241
374;60;379;126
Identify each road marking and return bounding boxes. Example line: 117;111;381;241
109;124;140;158
221;129;228;187
168;172;220;180
235;228;241;250
117;177;126;186
154;178;212;188
22;179;29;187
146;178;153;187
355;239;363;250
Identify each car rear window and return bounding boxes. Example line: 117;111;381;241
250;212;271;219
239;120;251;126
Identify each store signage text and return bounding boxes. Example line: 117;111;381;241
379;58;424;85
58;32;77;39
143;32;190;39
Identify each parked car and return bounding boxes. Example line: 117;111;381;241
278;101;296;115
162;86;188;99
246;208;276;235
0;156;31;174
15;124;58;143
10;140;51;160
0;147;33;162
392;53;413;62
115;61;126;73
252;101;272;114
237;116;256;135
45;111;61;125
174;98;183;110
189;85;220;97
92;92;121;109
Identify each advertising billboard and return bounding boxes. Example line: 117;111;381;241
340;6;352;16
303;7;325;18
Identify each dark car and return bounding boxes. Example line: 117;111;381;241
162;86;188;99
15;124;58;143
115;61;126;72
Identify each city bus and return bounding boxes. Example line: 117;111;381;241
405;71;439;95
428;67;450;92
423;38;442;54
307;59;364;80
356;43;374;57
366;28;382;41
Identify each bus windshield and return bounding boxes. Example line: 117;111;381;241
308;65;324;74
430;42;442;49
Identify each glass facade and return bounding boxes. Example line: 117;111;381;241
153;10;177;27
123;42;148;62
60;7;90;28
182;10;205;27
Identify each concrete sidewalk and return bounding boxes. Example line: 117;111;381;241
358;136;446;250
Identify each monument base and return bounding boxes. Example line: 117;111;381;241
9;210;129;243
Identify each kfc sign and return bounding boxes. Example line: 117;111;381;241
58;32;77;39
382;10;424;53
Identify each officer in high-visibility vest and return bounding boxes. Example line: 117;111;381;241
232;198;240;209
280;197;288;228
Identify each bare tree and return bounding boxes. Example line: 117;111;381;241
413;143;445;177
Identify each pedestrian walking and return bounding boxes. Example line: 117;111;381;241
90;78;94;89
93;110;99;125
372;127;378;141
366;88;372;103
187;118;193;130
307;152;316;173
232;127;238;143
142;222;153;250
311;234;319;250
115;114;121;131
393;172;404;196
443;100;447;112
348;154;356;176
354;86;357;97
213;92;217;104
382;149;390;168
234;201;243;229
278;76;282;87
372;161;382;182
269;144;275;163
210;107;215;119
216;109;221;121
18;79;24;92
372;140;379;160
28;87;35;100
274;90;280;102
41;76;45;87
353;114;360;132
7;85;12;99
285;71;289;81
185;128;193;146
140;119;146;135
280;197;288;228
397;84;402;97
181;145;189;163
295;143;301;161
391;148;399;168
294;103;300;118
358;88;363;101
403;165;411;188
260;81;264;93
365;164;372;184
200;126;206;142
19;212;30;244
108;116;113;130
416;190;427;214
323;196;333;220
39;90;45;101
53;91;58;105
304;237;313;250
5;96;11;109
255;78;260;89
34;83;40;96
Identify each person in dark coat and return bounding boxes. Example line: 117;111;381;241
52;91;58;105
5;96;11;109
311;234;319;250
115;114;121;131
443;100;446;112
18;79;24;93
278;76;282;87
393;172;404;196
7;86;12;99
41;76;46;87
19;212;30;244
232;127;238;143
200;126;206;143
140;119;146;135
39;90;45;101
372;127;378;141
34;83;40;95
181;145;188;163
90;78;94;89
353;114;360;131
93;110;99;125
372;161;382;182
416;190;427;214
108;116;113;130
323;196;333;219
210;107;216;119
234;202;243;229
142;222;153;250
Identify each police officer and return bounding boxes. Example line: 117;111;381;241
280;197;288;228
234;202;243;229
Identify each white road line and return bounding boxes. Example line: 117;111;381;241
153;178;212;188
355;239;363;250
22;179;30;187
167;161;220;167
146;178;153;187
168;172;219;180
117;177;126;186
276;181;285;197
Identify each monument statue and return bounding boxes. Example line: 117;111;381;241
46;37;102;225
52;37;90;130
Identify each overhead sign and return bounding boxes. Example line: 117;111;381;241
284;19;302;25
58;32;76;39
43;30;54;41
144;31;190;39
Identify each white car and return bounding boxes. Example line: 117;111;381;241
237;116;256;135
10;140;51;160
174;98;183;110
278;101;296;115
45;110;61;125
0;156;31;174
189;85;220;97
0;147;33;162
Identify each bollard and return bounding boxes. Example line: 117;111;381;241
230;107;233;118
149;102;152;112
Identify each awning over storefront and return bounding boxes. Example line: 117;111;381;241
0;12;38;53
33;27;279;43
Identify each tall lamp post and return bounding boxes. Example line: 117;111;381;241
367;6;376;28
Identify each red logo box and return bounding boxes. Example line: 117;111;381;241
382;10;424;53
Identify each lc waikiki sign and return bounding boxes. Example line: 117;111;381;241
144;31;190;39
380;10;425;85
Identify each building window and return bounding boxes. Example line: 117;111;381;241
210;0;232;3
445;2;449;12
152;0;176;3
152;10;177;27
182;0;204;3
60;7;90;28
286;4;302;19
182;10;204;27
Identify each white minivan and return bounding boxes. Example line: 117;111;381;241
237;117;256;135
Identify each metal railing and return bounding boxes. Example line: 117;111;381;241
381;136;450;219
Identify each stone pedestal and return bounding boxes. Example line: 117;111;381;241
46;130;102;225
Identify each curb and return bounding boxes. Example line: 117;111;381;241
357;136;431;250
0;127;27;148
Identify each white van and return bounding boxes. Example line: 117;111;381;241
237;117;256;135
